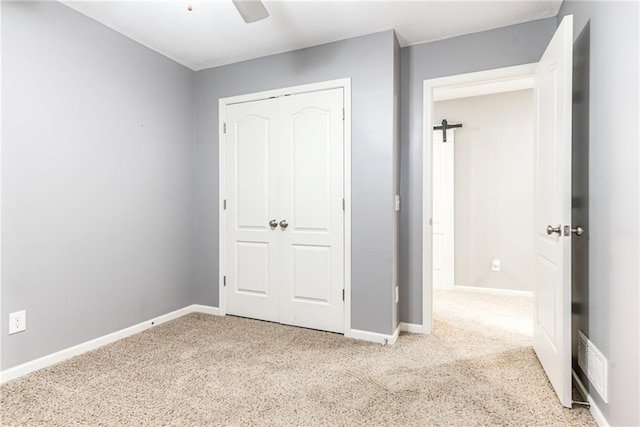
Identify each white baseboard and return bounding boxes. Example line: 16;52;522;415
350;326;399;345
191;304;223;316
573;369;609;427
0;304;221;384
453;285;533;298
2;305;403;384
400;322;427;334
390;324;400;345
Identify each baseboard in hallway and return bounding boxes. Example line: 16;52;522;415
453;285;533;298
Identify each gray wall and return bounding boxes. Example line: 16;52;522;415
399;18;556;324
435;90;535;292
4;6;637;423
194;31;398;334
1;1;195;370
557;2;640;426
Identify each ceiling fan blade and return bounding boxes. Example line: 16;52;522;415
232;0;270;23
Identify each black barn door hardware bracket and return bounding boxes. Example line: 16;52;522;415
433;119;462;142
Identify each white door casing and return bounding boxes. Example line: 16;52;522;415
222;84;346;334
532;15;573;408
432;129;455;290
279;88;345;333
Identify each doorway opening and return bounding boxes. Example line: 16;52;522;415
431;81;536;351
432;83;535;338
424;16;575;409
422;63;537;334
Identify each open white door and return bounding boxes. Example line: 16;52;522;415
432;129;455;290
533;15;573;408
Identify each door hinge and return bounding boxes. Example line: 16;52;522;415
223;123;226;133
223;199;227;210
342;108;345;121
342;289;345;301
223;276;226;287
342;198;345;210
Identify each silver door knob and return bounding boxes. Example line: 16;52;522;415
571;226;584;236
279;220;288;229
269;219;278;229
546;225;562;235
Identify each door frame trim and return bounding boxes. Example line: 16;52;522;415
421;64;536;334
218;78;353;337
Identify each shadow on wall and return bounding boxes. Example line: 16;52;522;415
570;21;590;388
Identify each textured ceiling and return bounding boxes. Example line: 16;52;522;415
60;0;562;71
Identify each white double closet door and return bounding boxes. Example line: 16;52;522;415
223;88;345;334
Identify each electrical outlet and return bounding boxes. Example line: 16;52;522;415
9;310;26;334
491;258;501;272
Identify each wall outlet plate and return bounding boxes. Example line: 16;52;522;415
9;310;26;334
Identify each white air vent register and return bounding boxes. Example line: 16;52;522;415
577;330;608;403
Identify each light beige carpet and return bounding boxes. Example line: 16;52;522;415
1;291;594;426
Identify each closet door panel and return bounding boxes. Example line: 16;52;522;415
223;87;346;334
224;98;280;322
279;88;345;333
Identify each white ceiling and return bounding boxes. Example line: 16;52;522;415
60;0;562;71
